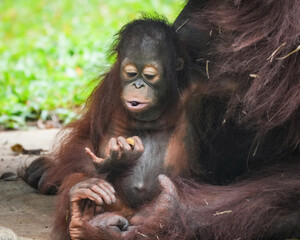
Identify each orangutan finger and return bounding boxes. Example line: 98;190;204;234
132;136;144;153
91;184;114;205
85;147;104;164
70;188;104;206
158;174;178;198
102;180;116;193
98;182;116;203
109;138;121;159
117;136;132;152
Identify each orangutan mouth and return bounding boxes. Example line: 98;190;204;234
131;101;139;106
126;101;149;111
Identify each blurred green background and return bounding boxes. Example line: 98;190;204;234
0;0;185;129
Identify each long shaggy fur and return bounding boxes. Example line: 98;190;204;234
21;1;300;239
190;0;300;147
36;16;188;193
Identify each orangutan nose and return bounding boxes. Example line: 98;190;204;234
133;79;145;89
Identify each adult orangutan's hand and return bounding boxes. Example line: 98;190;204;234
130;174;180;226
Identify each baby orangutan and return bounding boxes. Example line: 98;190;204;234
64;18;192;240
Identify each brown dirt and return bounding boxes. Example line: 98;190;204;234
0;129;59;240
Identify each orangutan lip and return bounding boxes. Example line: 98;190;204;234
126;101;149;111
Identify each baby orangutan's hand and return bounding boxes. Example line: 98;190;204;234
85;136;143;165
107;136;144;163
85;147;105;164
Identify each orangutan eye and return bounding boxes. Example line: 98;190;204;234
126;72;138;78
123;64;138;80
143;66;159;82
143;74;156;81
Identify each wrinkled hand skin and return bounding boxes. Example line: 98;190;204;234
105;136;144;164
69;178;117;239
68;175;178;240
87;136;144;175
69;178;117;208
131;174;179;226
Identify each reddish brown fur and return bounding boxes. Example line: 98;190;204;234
130;163;300;240
126;1;300;239
22;1;300;239
190;0;300;146
47;18;193;239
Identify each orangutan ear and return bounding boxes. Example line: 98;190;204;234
176;58;184;71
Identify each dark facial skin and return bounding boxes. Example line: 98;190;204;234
120;35;168;122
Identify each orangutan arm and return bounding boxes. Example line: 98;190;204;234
131;163;300;240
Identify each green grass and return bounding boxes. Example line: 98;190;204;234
0;0;184;129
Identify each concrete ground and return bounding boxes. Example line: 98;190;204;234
0;129;59;240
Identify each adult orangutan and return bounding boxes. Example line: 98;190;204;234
22;0;300;239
